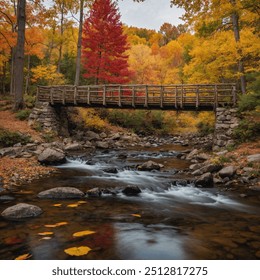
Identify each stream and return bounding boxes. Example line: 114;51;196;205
0;144;259;260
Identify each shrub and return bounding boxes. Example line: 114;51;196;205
238;91;260;112
0;128;31;148
41;131;57;143
233;118;260;143
15;109;31;121
196;112;215;136
24;95;36;108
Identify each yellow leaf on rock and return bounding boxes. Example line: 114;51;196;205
77;201;87;204
38;232;54;236
15;253;32;260
131;214;141;218
67;204;79;208
64;246;92;256
72;230;96;237
56;222;68;226
53;204;62;207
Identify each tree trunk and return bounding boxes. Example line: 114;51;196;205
13;0;26;110
57;1;65;73
10;47;15;95
74;0;84;86
230;0;246;94
25;55;31;94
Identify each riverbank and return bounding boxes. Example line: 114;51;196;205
0;109;259;195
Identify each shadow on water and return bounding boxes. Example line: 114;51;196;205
0;144;259;260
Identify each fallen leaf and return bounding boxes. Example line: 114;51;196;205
15;253;32;260
53;204;62;207
77;201;87;204
41;237;52;240
56;222;68;226
73;230;96;237
44;224;57;228
38;232;54;236
67;204;79;208
44;222;68;228
131;214;141;218
64;246;92;256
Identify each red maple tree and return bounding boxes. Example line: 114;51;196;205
82;0;131;84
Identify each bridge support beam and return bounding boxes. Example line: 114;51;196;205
213;108;239;151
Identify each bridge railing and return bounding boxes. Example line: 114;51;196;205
37;83;237;110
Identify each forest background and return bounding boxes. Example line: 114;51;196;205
0;0;259;137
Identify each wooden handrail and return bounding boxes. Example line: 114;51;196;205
37;83;237;111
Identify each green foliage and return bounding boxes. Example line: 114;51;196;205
233;118;260;143
15;109;31;121
0;128;31;148
24;94;36;108
106;110;170;135
238;91;260;112
41;131;57;143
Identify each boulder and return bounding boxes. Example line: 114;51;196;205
86;187;101;197
95;141;109;149
100;132;107;139
85;131;100;141
199;164;223;174
110;133;121;140
186;149;199;160
219;166;236;178
1;203;42;220
189;163;203;171
38;187;84;199
247;154;260;163
195;172;214;188
103;168;118;174
38;148;66;165
65;143;83;151
137;160;163;171
197;153;210;161
122;185;141;195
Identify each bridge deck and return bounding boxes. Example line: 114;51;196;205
37;84;237;111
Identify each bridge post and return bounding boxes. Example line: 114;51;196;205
174;86;178;109
132;86;135;108
144;85;148;107
73;86;78;105
160;85;164;108
196;85;199;109
50;87;54;105
118;85;122;107
62;87;65;105
103;85;106;106
87;86;90;105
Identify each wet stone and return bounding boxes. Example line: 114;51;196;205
38;187;84;199
1;203;43;220
122;185;141;196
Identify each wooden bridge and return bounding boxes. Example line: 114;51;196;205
37;83;237;111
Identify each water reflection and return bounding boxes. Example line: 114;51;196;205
114;223;187;260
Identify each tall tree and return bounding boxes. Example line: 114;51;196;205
13;0;26;110
82;0;131;84
74;0;84;86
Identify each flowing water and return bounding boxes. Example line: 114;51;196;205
0;144;259;260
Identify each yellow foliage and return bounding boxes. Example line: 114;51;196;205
64;246;92;256
78;108;106;132
31;65;66;85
